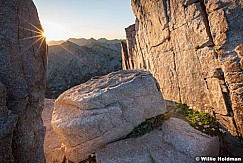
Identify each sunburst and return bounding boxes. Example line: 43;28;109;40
18;17;47;55
18;17;82;62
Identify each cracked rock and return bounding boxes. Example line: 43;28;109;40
51;70;166;162
124;0;243;139
96;118;219;163
0;0;47;162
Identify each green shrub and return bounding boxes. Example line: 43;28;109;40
175;103;222;136
126;114;169;138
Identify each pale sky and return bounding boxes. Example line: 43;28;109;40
33;0;135;41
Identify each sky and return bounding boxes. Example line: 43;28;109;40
33;0;135;41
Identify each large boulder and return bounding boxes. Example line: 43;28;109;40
42;99;65;163
123;0;243;139
0;0;47;162
96;118;219;163
52;70;166;162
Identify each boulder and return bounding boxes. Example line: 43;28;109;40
42;99;65;163
96;118;219;163
0;0;47;162
52;70;166;162
160;118;219;157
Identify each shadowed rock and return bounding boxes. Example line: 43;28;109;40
0;0;47;162
52;70;166;162
42;99;65;163
0;82;18;162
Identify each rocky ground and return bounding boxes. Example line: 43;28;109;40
42;70;238;163
1;0;243;163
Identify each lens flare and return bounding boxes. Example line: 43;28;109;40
18;17;47;56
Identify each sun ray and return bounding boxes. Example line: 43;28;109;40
17;24;45;41
18;26;43;35
20;17;43;33
17;18;45;43
17;16;46;41
37;37;45;54
59;44;75;56
59;44;83;62
15;16;47;57
26;36;43;50
20;35;44;41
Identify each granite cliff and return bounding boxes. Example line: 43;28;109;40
0;0;47;162
122;0;243;138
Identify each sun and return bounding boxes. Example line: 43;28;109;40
40;20;71;41
41;30;46;39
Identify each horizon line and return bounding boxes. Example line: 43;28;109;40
47;37;126;43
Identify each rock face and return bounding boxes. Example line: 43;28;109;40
0;82;18;162
122;0;243;138
46;39;122;98
52;70;166;162
96;118;219;163
42;99;65;163
0;0;47;162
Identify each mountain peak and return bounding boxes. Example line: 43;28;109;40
60;40;80;49
89;37;96;41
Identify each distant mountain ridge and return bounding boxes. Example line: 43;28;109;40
48;37;124;47
47;40;65;46
46;38;122;98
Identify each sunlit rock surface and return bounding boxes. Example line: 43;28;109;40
96;118;219;163
122;0;243;153
52;70;166;162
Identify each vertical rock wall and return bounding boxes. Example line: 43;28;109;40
123;0;243;138
0;0;47;162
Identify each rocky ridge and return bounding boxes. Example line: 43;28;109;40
46;39;122;98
